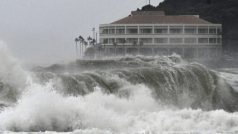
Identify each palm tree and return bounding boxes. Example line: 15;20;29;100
87;36;96;46
78;36;84;57
74;37;79;59
78;36;82;57
84;41;88;47
82;38;86;56
87;36;92;45
83;40;88;55
92;39;96;46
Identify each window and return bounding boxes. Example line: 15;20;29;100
140;27;153;34
100;28;108;34
184;26;196;34
109;38;115;44
127;27;138;34
198;26;208;34
127;38;138;44
154;38;168;44
170;26;183;34
198;38;209;43
116;27;125;34
184;38;196;44
170;38;183;43
100;27;104;34
209;38;216;44
154;26;168;34
116;38;126;44
102;38;108;44
209;27;216;34
139;38;153;44
108;27;115;34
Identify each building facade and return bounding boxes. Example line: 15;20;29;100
98;10;222;59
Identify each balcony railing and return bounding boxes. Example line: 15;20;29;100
100;25;222;35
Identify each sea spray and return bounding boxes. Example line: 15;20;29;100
1;44;238;133
1;83;238;133
0;42;28;89
0;42;30;104
34;61;238;111
0;82;160;132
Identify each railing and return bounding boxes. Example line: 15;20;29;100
100;25;222;36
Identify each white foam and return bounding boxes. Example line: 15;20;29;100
0;42;32;104
0;80;238;133
220;71;238;92
1;43;238;133
0;41;30;91
0;81;159;132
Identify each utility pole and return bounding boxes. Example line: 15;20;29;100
145;0;151;5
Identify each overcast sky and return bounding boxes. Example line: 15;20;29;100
0;0;163;65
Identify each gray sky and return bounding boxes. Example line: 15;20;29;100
0;0;163;65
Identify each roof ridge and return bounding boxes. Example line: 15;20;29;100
111;12;212;24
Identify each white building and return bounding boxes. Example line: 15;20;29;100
98;9;222;59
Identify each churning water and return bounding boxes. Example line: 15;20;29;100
1;42;238;134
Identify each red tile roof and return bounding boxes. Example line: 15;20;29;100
111;11;212;24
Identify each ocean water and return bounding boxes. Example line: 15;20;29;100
1;42;238;134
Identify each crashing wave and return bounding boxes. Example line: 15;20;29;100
33;55;238;112
1;43;238;133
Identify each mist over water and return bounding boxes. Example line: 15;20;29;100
1;42;238;133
